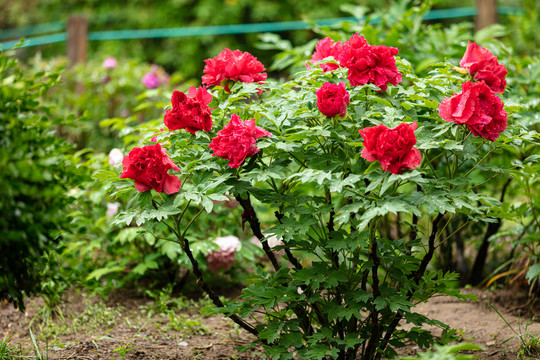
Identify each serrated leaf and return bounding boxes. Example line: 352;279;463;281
201;196;214;213
92;170;118;182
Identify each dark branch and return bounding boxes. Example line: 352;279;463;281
236;194;280;271
180;234;260;338
379;212;445;353
275;210;303;270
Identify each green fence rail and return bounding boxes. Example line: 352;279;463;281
0;7;523;50
0;21;65;40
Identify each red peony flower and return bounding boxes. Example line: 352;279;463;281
306;37;343;72
316;82;350;117
202;48;267;91
209;114;272;169
439;81;508;141
338;33;402;91
164;86;213;134
120;143;181;194
460;41;507;94
206;235;241;272
359;122;421;174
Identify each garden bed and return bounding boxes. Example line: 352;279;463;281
1;288;538;359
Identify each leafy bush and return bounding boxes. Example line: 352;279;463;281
262;2;540;289
100;13;540;356
0;48;76;310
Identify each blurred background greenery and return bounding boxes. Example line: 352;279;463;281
1;0;537;81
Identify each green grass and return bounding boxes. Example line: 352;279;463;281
488;303;540;359
0;334;17;360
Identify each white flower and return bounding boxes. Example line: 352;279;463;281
108;148;123;166
250;233;285;256
106;202;120;217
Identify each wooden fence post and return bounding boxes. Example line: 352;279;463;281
67;16;88;65
475;0;497;31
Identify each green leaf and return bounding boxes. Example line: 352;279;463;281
526;264;540;283
357;198;420;231
86;266;125;281
92;170;118;182
201;196;214;213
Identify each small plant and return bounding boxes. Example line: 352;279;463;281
140;285;206;317
488;303;540;359
0;334;17;360
112;344;138;360
28;327;48;360
162;312;211;337
401;343;484;360
72;298;123;332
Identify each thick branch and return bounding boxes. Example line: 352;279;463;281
236;195;315;336
379;212;445;353
236;194;280;271
364;236;382;360
180;234;260;338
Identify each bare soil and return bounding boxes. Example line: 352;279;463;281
1;288;539;359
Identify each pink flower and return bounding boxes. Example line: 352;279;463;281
439;81;508;141
102;57;117;69
202;48;267;91
120;143;181;194
206;235;241;272
209;114;272;169
338;33;402;91
307;37;343;72
142;73;160;89
359;122;421;174
460;41;507;94
316;82;350;117
141;65;170;89
108;148;124;166
164;86;213;134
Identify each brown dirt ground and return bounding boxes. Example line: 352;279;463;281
1;288;539;359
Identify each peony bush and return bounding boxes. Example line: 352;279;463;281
102;31;538;359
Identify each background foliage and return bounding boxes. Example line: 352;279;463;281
0;52;77;310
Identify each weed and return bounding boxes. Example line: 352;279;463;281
140;285;212;317
488;303;540;359
112;344;137;360
72;299;122;332
29;327;49;360
28;299;71;342
401;343;484;360
109;322;147;360
0;334;17;360
156;311;211;337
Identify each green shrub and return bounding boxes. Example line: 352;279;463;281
0;48;76;310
